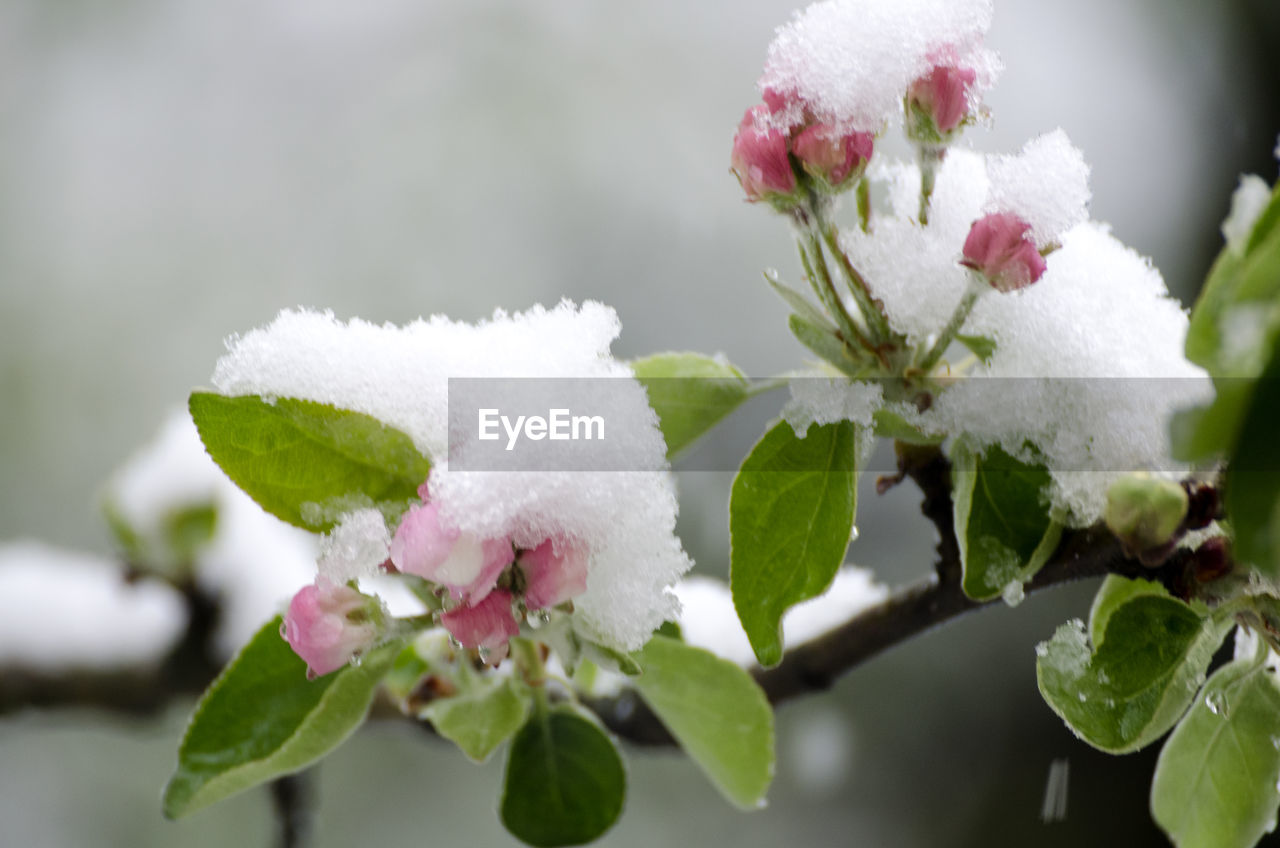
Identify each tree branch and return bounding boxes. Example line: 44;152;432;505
0;451;1195;752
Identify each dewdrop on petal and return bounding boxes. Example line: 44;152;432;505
440;589;520;665
283;578;384;679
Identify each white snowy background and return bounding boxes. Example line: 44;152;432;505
0;0;1275;845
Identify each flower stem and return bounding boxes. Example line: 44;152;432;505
856;177;871;233
917;144;946;225
796;235;872;357
818;223;894;346
917;281;983;375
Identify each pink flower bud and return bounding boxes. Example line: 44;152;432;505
906;64;977;139
792;123;874;190
440;589;519;663
389;502;513;603
519;538;590;610
283;578;380;678
730;105;796;203
961;212;1047;292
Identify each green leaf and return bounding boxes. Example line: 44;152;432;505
500;705;626;847
730;420;858;667
763;270;834;329
163;617;401;818
951;442;1061;601
423;677;532;763
1225;343;1280;576
630;352;755;458
787;314;865;376
1152;646;1280;848
632;635;774;809
1036;596;1227;754
189;392;431;532
164;503;219;563
1088;575;1170;649
955;333;997;364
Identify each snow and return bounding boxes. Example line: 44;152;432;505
0;541;186;670
760;0;999;133
783;378;883;437
837;130;1209;525
674;568;889;666
1221;174;1271;255
984;130;1091;247
210;301;691;651
318;509;391;584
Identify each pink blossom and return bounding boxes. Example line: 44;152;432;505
282;578;379;678
389;502;513;603
519;538;590;610
441;590;519;662
907;64;977;137
792;123;874;189
961;212;1047;293
730;105;796;203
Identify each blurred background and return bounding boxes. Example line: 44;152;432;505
1;0;1278;844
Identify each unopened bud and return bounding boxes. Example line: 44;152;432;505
1105;475;1190;560
961;212;1047;292
730;106;797;206
283;578;383;678
793;123;874;193
905;63;978;143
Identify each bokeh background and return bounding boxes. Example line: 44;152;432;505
2;0;1278;844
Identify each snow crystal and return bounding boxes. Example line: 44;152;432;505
674;568;889;666
783;378;883;437
985;130;1091;247
1221;174;1271;255
109;411;316;656
318;509;390;584
211;301;691;652
760;0;999;132
0;541;186;670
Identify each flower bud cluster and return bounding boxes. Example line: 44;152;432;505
730;90;874;209
389;492;589;664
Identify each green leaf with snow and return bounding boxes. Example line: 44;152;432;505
1152;646;1280;848
871;408;943;445
500;705;626;847
189;392;431;532
632;635;775;809
951;442;1060;602
631;352;755;458
1036;595;1227;754
163;617;401;818
423;677;531;763
730;420;858;667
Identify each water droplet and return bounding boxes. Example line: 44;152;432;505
305;668;318;681
1271;736;1280;751
348;653;363;668
849;525;860;543
279;622;288;639
1205;691;1229;717
1077;692;1087;703
478;646;491;662
538;610;552;624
